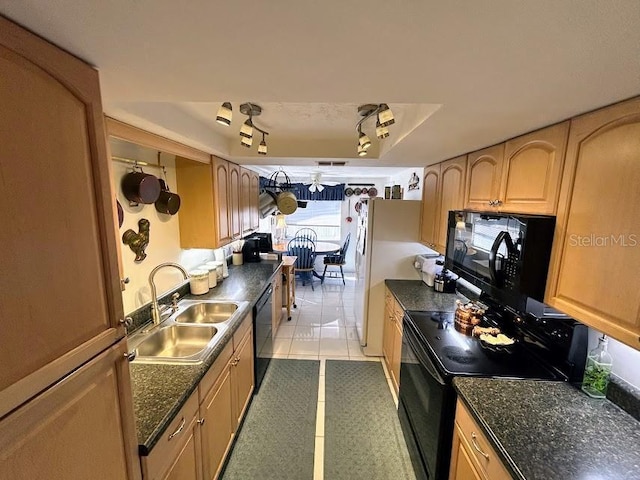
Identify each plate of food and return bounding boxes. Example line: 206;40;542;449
479;332;516;356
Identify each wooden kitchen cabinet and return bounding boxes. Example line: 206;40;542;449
546;97;640;350
383;287;403;397
141;393;201;480
200;363;234;480
249;169;261;231
0;15;127;418
465;144;505;211
436;156;467;253
232;324;255;429
240;167;260;236
176;157;260;248
420;164;441;249
0;340;140;480
449;400;512;480
501;122;569;214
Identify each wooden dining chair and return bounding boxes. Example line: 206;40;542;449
321;233;351;285
287;236;317;290
294;228;318;244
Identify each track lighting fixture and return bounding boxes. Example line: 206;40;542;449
355;103;395;155
215;102;270;155
216;102;232;126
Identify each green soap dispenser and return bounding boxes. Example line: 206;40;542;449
581;335;613;399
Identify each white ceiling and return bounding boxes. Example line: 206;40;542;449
2;0;640;178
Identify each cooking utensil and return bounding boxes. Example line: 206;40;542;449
155;169;181;215
346;198;353;223
345;187;354;197
354;201;362;214
121;166;161;204
259;189;278;218
362;188;369;195
354;187;362;195
276;190;298;215
116;199;124;228
368;187;378;197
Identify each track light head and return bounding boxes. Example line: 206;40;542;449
376;119;390;139
241;136;253;148
358;126;372;150
357;144;367;157
216;102;232;126
258;138;267;155
240;119;253;138
377;103;395;127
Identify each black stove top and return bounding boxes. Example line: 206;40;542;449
405;310;559;379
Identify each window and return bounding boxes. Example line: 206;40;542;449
285;201;342;241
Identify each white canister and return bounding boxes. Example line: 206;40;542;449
199;264;218;289
206;261;224;282
232;252;243;266
189;269;209;295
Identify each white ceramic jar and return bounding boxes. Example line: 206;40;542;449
206;261;224;282
199;264;218;289
189;269;209;295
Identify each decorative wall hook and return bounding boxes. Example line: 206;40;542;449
122;218;150;262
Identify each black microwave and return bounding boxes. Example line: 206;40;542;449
445;210;556;311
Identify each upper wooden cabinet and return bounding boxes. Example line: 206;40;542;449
546;98;640;350
464;144;505;211
501;122;569;214
420;164;441;248
436;156;467;253
229;163;242;240
465;124;569;214
0;16;125;417
240;167;259;236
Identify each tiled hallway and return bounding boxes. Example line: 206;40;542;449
259;275;376;361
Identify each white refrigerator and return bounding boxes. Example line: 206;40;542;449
354;199;439;356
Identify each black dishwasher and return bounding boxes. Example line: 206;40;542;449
254;284;273;390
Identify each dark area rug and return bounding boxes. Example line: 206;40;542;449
324;360;416;480
221;359;320;480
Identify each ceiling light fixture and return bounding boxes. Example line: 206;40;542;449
355;103;395;155
216;102;233;126
215;102;270;155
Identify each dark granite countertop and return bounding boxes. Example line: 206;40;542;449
129;261;281;455
454;377;640;480
384;279;465;312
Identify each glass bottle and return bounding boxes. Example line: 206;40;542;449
581;335;613;398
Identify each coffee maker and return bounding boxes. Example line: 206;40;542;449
242;238;261;263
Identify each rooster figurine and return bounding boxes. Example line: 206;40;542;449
122;218;150;262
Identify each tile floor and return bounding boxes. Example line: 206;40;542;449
258;275;379;361
255;273;400;479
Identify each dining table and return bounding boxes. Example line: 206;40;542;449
272;240;341;279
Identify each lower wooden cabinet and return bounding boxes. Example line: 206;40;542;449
449;400;512;480
383;287;404;397
142;315;255;480
0;340;141;480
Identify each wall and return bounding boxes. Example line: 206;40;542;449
111;139;218;314
588;328;640;389
388;167;424;201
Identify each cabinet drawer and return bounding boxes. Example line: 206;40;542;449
141;392;199;480
233;314;252;351
454;400;512;480
198;340;233;404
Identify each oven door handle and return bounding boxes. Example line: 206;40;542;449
404;319;447;386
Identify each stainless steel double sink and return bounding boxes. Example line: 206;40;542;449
128;300;248;364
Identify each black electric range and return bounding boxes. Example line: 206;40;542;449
398;300;588;480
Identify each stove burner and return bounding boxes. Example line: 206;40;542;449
442;346;477;364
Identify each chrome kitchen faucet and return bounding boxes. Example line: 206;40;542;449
149;262;189;326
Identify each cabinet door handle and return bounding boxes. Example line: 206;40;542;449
119;316;133;328
197;418;206;426
471;432;489;459
168;417;186;441
123;351;136;362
